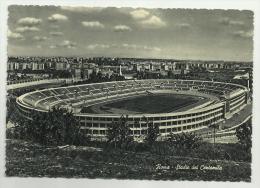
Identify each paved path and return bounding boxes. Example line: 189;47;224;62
219;103;252;129
200;103;252;143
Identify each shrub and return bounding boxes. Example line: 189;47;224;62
167;132;202;150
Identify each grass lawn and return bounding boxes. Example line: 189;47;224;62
5;139;251;181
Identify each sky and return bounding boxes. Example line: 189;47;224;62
7;6;254;61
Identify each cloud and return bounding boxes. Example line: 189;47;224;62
49;31;64;36
129;9;166;29
219;17;244;26
140;15;166;28
8;30;24;40
17;17;42;26
229;20;244;26
48;14;68;22
60;6;103;12
143;45;161;52
176;23;191;28
49;40;77;49
113;25;132;32
87;44;110;50
49;25;60;29
87;43;161;52
49;45;57;49
130;9;150;20
15;26;40;32
122;43;161;52
59;40;77;49
219;17;230;25
232;30;253;38
81;21;104;28
33;36;48;41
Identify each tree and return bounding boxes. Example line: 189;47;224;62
167;71;174;79
167;132;202;150
106;115;133;149
236;118;252;151
13;107;89;146
6;95;17;124
144;122;159;145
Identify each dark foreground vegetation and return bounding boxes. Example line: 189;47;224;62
6;139;251;181
6;104;252;181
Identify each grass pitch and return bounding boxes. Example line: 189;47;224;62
82;93;203;114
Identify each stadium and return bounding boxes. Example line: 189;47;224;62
16;79;249;141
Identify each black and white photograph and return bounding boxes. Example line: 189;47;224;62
1;0;260;187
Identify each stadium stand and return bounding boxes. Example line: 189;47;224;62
17;79;249;140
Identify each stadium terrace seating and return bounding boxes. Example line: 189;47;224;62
78;91;89;96
49;90;59;95
123;84;134;89
91;89;102;94
40;90;54;96
55;101;67;106
36;96;59;107
92;84;105;90
74;93;83;98
107;87;117;92
64;87;76;93
115;82;125;86
18;79;247;113
78;85;90;91
104;82;116;87
56;95;69;100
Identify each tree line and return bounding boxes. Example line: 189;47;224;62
7;106;202;149
6;105;252;161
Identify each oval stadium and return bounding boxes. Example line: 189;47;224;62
16;79;249;141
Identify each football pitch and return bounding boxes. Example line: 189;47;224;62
82;93;207;114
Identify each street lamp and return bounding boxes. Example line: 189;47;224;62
209;118;219;159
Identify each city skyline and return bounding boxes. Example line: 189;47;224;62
8;6;254;61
